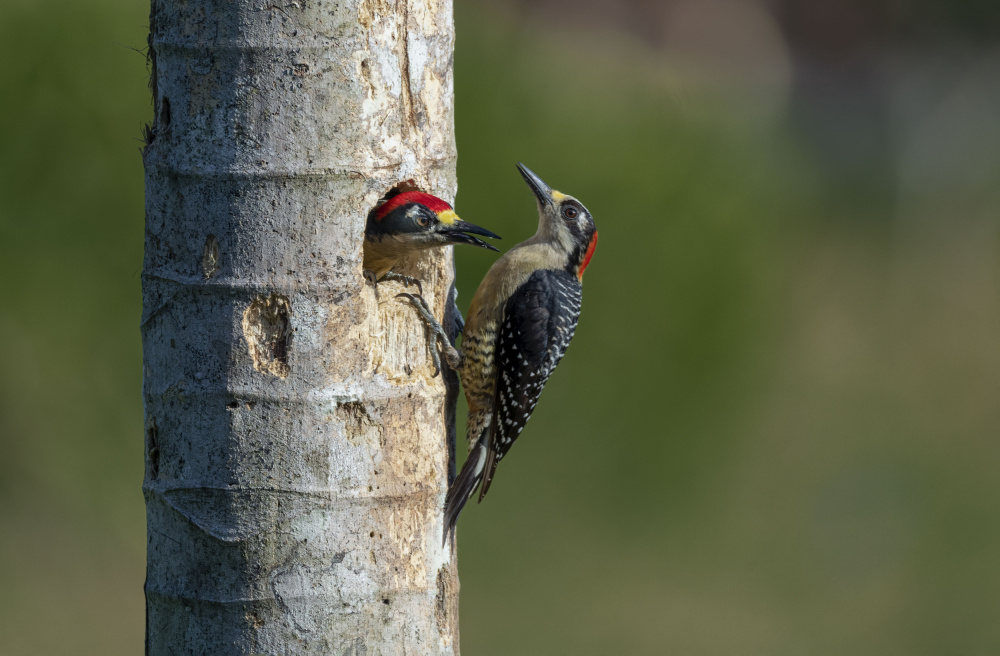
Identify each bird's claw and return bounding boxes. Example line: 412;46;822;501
381;272;423;296
365;270;423;302
363;269;382;300
397;292;452;378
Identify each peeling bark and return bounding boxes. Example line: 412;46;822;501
142;0;460;653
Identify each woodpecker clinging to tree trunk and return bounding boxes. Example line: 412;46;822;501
401;164;598;540
363;189;500;290
366;187;500;464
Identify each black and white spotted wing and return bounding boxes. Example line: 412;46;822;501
478;268;583;500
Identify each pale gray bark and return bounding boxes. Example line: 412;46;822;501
142;0;460;653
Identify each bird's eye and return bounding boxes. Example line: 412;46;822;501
562;206;579;220
416;215;430;227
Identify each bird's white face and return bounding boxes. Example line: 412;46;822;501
545;191;594;245
518;165;598;278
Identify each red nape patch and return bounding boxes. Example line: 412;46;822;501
577;232;598;280
373;191;452;220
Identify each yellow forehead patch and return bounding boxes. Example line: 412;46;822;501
551;190;567;202
437;209;459;225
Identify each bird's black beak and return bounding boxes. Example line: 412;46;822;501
517;162;554;208
440;219;501;252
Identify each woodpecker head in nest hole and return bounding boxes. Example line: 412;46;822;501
364;191;501;281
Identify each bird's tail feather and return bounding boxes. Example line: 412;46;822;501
443;438;488;544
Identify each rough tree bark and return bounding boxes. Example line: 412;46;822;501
141;0;460;653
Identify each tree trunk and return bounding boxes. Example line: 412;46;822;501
141;0;460;653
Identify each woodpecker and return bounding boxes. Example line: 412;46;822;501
401;164;598;539
363;190;500;290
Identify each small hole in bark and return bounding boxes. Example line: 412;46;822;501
202;234;220;279
382;598;390;605
242;294;291;378
227;401;239;409
435;566;451;629
146;420;160;480
246;609;264;629
370;531;375;538
159;97;171;130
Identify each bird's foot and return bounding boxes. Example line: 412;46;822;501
397;293;463;376
380;271;423;296
363;269;381;300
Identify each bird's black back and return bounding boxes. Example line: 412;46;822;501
479;268;583;499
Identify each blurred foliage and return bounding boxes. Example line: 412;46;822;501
0;0;148;653
1;0;999;654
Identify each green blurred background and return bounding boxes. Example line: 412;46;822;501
2;0;999;653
